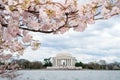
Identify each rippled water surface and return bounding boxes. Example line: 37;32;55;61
1;70;120;80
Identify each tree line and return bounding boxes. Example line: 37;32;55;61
75;61;120;70
0;58;120;70
15;58;52;69
0;58;52;70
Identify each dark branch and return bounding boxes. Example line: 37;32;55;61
95;13;119;20
19;11;70;33
19;27;54;33
0;4;5;10
1;10;79;34
94;12;101;17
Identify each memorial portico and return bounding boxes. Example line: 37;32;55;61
47;53;82;70
52;53;76;67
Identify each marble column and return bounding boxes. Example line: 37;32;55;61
57;59;59;66
71;59;72;66
69;59;71;66
58;59;60;66
66;59;68;66
67;59;69;66
68;59;69;66
69;59;70;66
57;59;58;66
55;58;57;66
58;59;59;66
66;59;67;66
59;59;61;66
53;58;55;66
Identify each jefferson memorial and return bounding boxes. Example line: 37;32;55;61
47;53;82;70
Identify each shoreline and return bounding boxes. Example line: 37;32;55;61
18;69;120;71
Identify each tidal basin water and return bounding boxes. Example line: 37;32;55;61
1;70;120;80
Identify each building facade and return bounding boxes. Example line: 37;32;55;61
47;53;82;70
52;53;76;67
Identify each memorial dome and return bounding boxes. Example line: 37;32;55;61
56;53;72;57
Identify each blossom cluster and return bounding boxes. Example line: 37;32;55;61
0;0;119;76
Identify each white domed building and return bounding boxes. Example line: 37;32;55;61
47;53;82;70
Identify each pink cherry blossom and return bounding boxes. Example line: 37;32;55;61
22;34;32;43
111;7;120;15
0;0;120;77
7;24;20;37
0;0;119;55
22;30;28;36
74;22;87;32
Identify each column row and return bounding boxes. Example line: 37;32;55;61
56;59;73;66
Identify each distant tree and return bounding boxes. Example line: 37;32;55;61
106;62;120;70
17;59;31;69
99;60;106;65
86;62;101;69
98;60;107;69
43;57;52;68
75;61;85;68
0;61;4;65
113;65;120;70
75;62;79;67
30;61;43;69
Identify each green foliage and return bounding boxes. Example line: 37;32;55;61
9;59;120;70
29;61;43;69
75;61;85;68
43;57;52;68
88;62;100;69
17;59;43;69
0;61;4;65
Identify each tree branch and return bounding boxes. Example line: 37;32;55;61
95;13;119;20
0;3;5;10
19;27;54;33
94;12;101;17
1;10;79;34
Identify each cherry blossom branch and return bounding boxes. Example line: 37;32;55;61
19;27;54;33
20;11;70;33
1;9;78;34
0;0;119;79
38;2;66;10
94;12;101;17
95;13;119;20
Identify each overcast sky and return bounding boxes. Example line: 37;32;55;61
19;14;120;63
